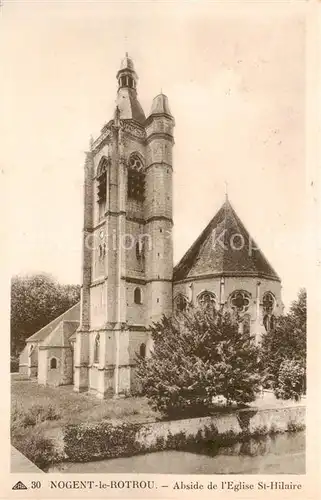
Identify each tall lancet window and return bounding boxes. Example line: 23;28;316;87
174;294;189;314
263;292;276;332
97;158;108;220
127;155;145;202
94;333;100;364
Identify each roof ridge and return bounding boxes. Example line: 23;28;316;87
227;202;280;280
26;302;80;341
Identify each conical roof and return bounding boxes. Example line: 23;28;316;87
120;53;135;71
149;93;172;116
173;199;280;282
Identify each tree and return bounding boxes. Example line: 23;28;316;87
136;307;262;418
11;273;80;356
261;288;306;397
274;359;305;401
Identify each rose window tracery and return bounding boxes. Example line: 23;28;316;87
197;291;216;311
230;291;251;314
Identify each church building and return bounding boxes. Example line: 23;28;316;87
19;55;283;398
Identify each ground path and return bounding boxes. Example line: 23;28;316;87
11;446;43;474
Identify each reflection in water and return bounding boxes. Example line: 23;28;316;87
49;431;305;475
201;431;305;458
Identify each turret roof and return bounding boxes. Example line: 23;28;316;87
149;93;172;116
120;53;135;72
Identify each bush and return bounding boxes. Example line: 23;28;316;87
261;289;306;391
12;431;59;471
136;307;262;418
64;421;141;462
11;403;60;428
274;359;305;401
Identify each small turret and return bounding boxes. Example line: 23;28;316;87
144;93;175;323
115;53;146;124
149;93;172;117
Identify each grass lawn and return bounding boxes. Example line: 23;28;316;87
11;374;159;434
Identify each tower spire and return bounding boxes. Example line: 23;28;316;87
115;54;146;123
225;180;229;201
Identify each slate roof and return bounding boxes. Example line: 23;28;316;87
116;88;146;124
41;320;79;347
26;302;80;342
173;199;280;283
120;53;135;71
149;94;172;116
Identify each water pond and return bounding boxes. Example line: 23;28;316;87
49;430;305;474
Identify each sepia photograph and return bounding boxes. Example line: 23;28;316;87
2;0;312;484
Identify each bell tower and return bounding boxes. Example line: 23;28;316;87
74;55;174;398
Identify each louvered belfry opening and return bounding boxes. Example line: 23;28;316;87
96;158;108;221
127;155;145;202
97;171;107;203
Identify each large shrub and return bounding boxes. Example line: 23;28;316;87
274;359;305;401
136;307;262;418
261;289;306;395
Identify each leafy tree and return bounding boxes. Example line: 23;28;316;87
261;288;306;396
274;359;305;401
136;307;262;418
11;273;80;356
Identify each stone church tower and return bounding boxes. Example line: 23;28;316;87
74;54;175;398
19;54;283;397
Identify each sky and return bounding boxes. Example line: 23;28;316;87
0;1;307;309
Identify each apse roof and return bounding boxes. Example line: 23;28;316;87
173;198;280;283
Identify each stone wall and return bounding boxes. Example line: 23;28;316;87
57;405;305;463
135;406;305;448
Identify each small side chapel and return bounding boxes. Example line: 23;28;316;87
19;55;284;398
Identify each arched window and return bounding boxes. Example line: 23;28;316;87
50;358;57;369
197;291;216;312
229;290;251;314
136;240;145;262
262;292;276;332
263;292;275;314
139;343;146;358
94;333;100;364
97;158;108;219
128;155;145;202
242;314;251;335
28;344;34;356
174;294;189;313
134;287;142;305
263;314;276;333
